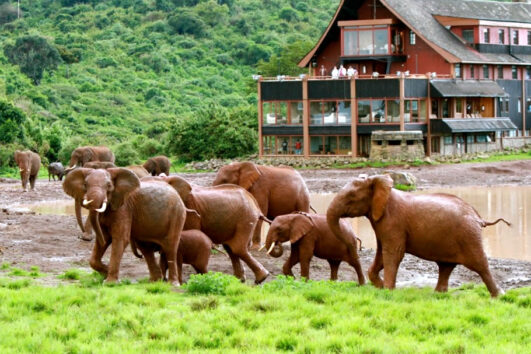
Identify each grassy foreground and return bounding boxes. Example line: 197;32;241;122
0;272;530;353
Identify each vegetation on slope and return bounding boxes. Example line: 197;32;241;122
0;0;339;166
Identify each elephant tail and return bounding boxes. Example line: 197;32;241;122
310;205;317;213
482;218;511;228
355;236;363;251
130;238;144;259
212;244;228;257
259;214;273;224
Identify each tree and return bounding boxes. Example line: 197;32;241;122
256;40;313;77
4;35;63;85
0;101;26;144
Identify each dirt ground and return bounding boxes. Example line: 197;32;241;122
0;159;530;290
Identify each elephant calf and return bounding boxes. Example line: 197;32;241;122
48;162;65;181
264;212;366;283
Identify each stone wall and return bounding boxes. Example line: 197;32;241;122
369;131;425;161
502;136;531;149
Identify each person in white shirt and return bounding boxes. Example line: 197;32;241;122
347;65;357;78
339;64;346;77
331;66;339;79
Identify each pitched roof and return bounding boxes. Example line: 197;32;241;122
433;118;517;133
299;0;531;67
430;80;508;98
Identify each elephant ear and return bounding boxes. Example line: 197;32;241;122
108;168;140;211
184;208;201;229
238;162;261;190
290;214;314;243
63;168;92;200
370;175;393;222
82;148;94;165
165;176;192;204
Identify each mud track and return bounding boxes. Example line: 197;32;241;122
1;160;530;290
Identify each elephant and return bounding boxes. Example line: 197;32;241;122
326;174;511;297
126;165;150;178
47;162;65;181
263;212;366;283
212;162;311;249
63;167;186;285
143;155;171;176
83;161;117;169
66;146;115;171
14;150;41;191
160;175;269;284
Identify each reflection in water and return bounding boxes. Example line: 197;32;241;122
26;200;88;216
311;186;530;262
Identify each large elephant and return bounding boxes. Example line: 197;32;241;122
82;161;117;169
66;146;115;170
212;162;311;249
14;150;41;191
126;165;150;178
63;168;186;285
143;155;171;176
264;212;365;283
326;174;510;297
163;175;269;284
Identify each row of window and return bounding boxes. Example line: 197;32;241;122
262;135;352;155
263;99;428;125
455;64;531;80
479;28;531;45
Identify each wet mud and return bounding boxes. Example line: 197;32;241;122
1;160;530;290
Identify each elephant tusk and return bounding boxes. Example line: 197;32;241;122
258;245;265;251
83;199;93;206
19;168;24;172
95;201;107;213
267;243;276;254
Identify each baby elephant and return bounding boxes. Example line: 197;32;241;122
264;212;366;284
48;162;65;181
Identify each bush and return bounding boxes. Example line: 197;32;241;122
0;101;27;144
113;141;140;166
184;272;240;295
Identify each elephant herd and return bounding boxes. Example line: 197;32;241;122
13;147;510;297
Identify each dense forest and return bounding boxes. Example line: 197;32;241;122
0;0;339;166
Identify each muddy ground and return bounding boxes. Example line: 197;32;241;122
0;160;530;290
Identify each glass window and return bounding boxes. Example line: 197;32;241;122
310;136;323;154
280;137;290;154
358;100;371;123
512;65;517;79
526;98;531;113
528;31;531;45
526;66;531;80
337;101;351;124
310;102;323;124
483;28;490;43
359;30;372;54
263;102;276;125
323;101;336;124
498;29;505;44
470;65;475;79
483;65;489;79
476;135;487;143
466;135;474;144
344;31;358;56
512;30;519;45
409;31;416;45
442;99;449;118
289;102;303;124
455;63;461;78
462;29;474;43
497;65;503;79
456;99;463;114
292;136;303;155
518;98;521;113
386;100;400;122
431;99;438;118
374;29;388;54
338;136;352;155
325;136;337;154
277;102;287;124
444;136;453;145
419;100;427;121
371;100;385;122
262;136;276;155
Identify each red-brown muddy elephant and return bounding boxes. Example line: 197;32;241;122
143;155;171;176
326;174;510;297
14;150;41;192
63;168;186;285
66;146;115;171
212;162;311;249
162;175;269;284
264;212;365;283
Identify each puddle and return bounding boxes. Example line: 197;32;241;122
19;200;87;216
310;186;531;262
11;240;32;244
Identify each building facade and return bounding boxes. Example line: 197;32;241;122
257;0;531;158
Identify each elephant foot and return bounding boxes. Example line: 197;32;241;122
254;270;270;285
249;243;262;251
169;280;181;287
103;277;119;285
78;233;94;242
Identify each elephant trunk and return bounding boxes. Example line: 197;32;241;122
75;199;85;232
264;234;283;258
326;205;359;260
89;210;106;246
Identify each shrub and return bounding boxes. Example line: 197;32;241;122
184;272;240;295
113;141;140;166
0;101;27;144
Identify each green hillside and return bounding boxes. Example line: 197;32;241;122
0;0;338;166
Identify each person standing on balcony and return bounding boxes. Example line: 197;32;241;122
347;65;357;78
331;66;339;79
339;64;346;78
282;139;288;154
319;64;327;77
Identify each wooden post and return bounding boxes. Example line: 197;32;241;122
257;78;263;158
399;73;405;131
426;77;431;156
351;75;358;157
303;77;310;157
522;67;526;135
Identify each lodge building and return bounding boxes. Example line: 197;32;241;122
256;0;531;158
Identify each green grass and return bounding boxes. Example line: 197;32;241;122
467;150;531;163
0;272;529;352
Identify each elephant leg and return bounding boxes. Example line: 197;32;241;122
368;240;384;288
381;243;405;290
137;244;163;282
89;233;111;276
29;175;36;190
250;219;263;250
282;247;299;277
80;217;94;241
159;252;168;281
159;240;180;286
463;257;503;297
105;221;132;283
177;252;183;285
223;244;246;282
298;246;314;280
435;262;456;292
347;257;366;285
328;260;341;281
227;236;269;284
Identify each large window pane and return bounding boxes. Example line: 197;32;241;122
387;100;400;122
337;101;351;123
289;102;303;124
279;137;290;154
358;100;371;123
310;136;323;154
324;136;337;154
374;29;388;54
310;102;322;124
411;100;419;122
262;136;276;155
359;30;372;54
419;100;427;121
292;136;303;155
371;100;385;122
263;102;275;125
338;136;352;155
324;101;336;124
278;102;287;124
344;31;358;55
